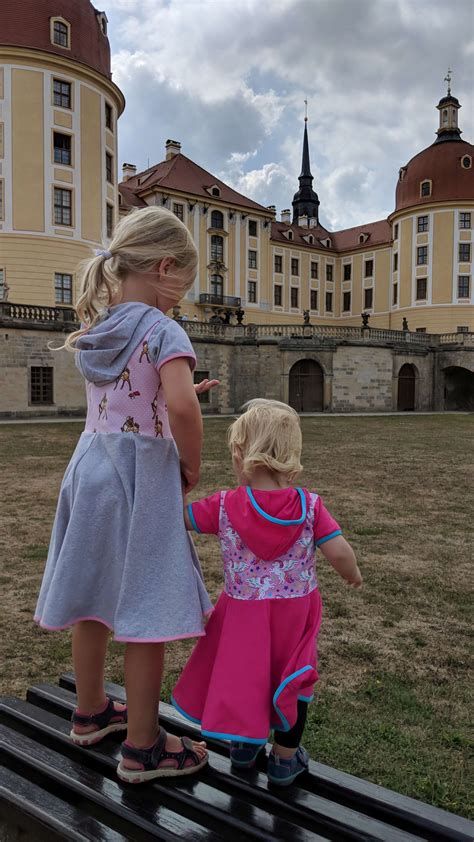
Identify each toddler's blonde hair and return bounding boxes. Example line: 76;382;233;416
65;206;198;350
228;399;302;484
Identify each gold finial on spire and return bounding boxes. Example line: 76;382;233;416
304;98;308;123
444;68;452;96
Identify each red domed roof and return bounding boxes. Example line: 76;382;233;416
395;139;474;212
0;0;111;79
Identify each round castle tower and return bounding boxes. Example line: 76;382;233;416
0;0;125;307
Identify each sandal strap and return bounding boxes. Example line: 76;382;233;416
121;730;202;771
72;698;127;729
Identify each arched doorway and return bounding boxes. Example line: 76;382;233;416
397;364;416;411
289;359;324;412
444;367;474;410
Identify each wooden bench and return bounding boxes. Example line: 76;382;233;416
0;675;472;841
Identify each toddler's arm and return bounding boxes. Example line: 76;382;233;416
160;358;202;492
320;536;363;588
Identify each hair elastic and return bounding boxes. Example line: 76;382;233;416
94;248;112;260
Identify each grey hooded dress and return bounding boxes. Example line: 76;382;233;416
35;303;212;641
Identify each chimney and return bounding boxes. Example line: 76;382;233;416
165;139;181;160
298;214;309;228
281;209;291;224
267;205;276;215
122;163;137;182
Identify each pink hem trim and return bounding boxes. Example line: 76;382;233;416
34;615;113;632
156;352;196;373
114;630;206;643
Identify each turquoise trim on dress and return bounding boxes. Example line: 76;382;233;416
187;504;201;534
246;486;306;525
171;696;268;744
315;529;342;547
272;665;314;731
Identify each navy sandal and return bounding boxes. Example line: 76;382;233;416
70;697;127;746
267;745;309;786
230;742;266;769
117;727;208;783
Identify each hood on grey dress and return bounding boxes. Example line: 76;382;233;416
76;303;165;384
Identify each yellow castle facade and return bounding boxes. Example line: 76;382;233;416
0;0;124;309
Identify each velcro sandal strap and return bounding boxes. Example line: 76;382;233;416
121;728;167;771
72;697;115;729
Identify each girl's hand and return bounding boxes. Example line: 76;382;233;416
345;567;363;589
194;378;220;395
182;467;200;494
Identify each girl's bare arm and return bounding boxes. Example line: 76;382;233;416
320;535;363;588
160;358;203;492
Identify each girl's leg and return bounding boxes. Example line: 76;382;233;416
122;642;206;770
273;700;308;759
72;620;126;734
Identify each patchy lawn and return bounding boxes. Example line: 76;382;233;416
0;415;472;818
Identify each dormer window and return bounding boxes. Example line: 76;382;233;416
461;155;472;169
359;233;370;245
96;12;108;35
420;180;432;197
320;238;331;248
51;18;70;49
287;230;293;241
308;235;314;244
207;185;221;198
399;167;407;181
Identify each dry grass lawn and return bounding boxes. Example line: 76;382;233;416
0;415;472;818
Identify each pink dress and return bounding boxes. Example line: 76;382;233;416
172;486;341;743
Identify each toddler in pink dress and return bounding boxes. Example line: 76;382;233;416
173;399;362;786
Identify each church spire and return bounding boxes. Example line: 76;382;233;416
292;102;320;225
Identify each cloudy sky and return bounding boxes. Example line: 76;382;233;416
107;0;474;231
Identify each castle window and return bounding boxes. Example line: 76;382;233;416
394;223;399;240
343;291;351;312
248;250;257;269
106;204;114;239
311;261;319;279
0;268;7;299
393;283;398;305
54;132;71;166
211;235;224;262
54;188;72;226
417;246;428;265
326;264;333;282
442;109;448;125
457;276;470;298
287;230;293;240
248;281;257;303
325;291;333;312
52;19;70;49
31;367;54;405
173;203;184;222
291;258;299;276
364;288;373;309
291;287;299;308
420;180;431;197
210;274;223;299
457;325;469;333
54;273;72;304
211;210;223;229
96;12;108;36
310;289;318;310
417;215;429;233
53;79;71;109
274;284;282;306
0;179;4;221
211;187;220;197
105;103;113;131
106;153;113;184
308;235;314;244
461;155;472;169
399;167;407;181
459;212;471;229
393;252;398;272
459;243;471;263
364;259;374;277
416;278;427;300
248;220;257;236
416;328;427;333
274;255;282;273
343;264;351;281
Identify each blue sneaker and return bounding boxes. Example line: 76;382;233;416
230;742;265;769
267;745;309;786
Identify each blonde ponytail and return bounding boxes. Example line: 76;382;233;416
64;206;198;351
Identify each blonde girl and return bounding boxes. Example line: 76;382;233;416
35;207;217;782
173;399;362;786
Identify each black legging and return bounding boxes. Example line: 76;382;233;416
273;700;308;748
